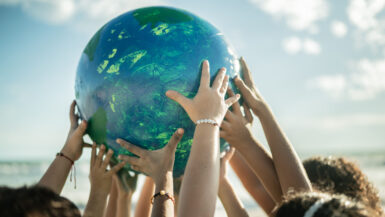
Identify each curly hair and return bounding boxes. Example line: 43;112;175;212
303;156;383;216
0;185;81;217
275;191;376;217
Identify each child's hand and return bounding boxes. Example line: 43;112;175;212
234;58;268;116
117;128;184;183
89;144;125;196
61;100;91;161
219;147;235;182
220;88;255;149
166;60;240;125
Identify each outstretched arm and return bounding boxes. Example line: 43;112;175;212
118;129;184;217
229;151;276;214
166;60;240;217
38;100;90;194
221;89;282;203
218;148;249;217
84;144;125;217
234;57;311;194
134;176;155;217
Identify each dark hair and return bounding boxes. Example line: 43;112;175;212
0;185;81;217
303;156;383;216
275;191;376;217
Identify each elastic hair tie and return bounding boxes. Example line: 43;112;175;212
303;199;326;217
56;152;77;189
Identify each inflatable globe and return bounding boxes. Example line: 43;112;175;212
75;6;240;179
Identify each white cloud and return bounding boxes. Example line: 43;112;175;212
303;38;321;54
0;0;167;25
347;0;385;50
309;58;385;100
249;0;329;33
282;36;302;54
282;37;321;55
308;74;347;98
331;21;348;38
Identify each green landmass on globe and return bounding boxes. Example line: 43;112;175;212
75;6;240;188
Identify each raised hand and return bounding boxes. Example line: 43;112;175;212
117;128;184;183
89;144;125;195
219;147;235;182
220;88;255;149
84;144;125;217
234;58;268;116
166;60;240;125
61;100;91;161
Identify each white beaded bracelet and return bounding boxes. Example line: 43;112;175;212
196;119;218;126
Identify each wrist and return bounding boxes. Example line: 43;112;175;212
90;186;109;198
154;171;173;186
60;145;77;162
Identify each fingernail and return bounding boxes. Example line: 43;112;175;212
116;139;120;143
177;128;184;134
118;155;122;160
108;149;113;154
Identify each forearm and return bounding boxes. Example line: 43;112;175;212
152;172;174;217
178;124;220;217
38;156;72;194
117;194;132;217
134;177;155;217
219;178;249;217
104;184;118;217
230;151;276;214
84;190;109;217
258;106;311;193
235;139;282;203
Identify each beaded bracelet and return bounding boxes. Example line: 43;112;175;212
151;190;175;205
56;152;77;189
196;119;218;127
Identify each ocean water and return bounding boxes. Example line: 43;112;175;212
0;151;384;216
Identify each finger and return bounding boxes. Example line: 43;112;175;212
96;144;106;167
108;161;126;175
225;94;240;107
227;88;242;116
101;149;114;170
83;143;93;148
130;165;142;173
199;60;210;89
73;120;87;138
243;103;253;123
223;147;235;162
234;76;256;106
224;110;235;122
221;120;231;131
117;139;144;157
219;75;229;94
118;155;140;167
90;143;97;168
212;67;226;90
166;128;184;152
240;57;254;88
69;100;79;129
165;90;191;110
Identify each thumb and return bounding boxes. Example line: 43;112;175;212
73;120;87;137
166;128;184;152
166;90;191;109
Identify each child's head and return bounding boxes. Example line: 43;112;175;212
0;185;81;217
275;191;376;217
303;156;383;215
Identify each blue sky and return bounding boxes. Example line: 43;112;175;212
0;0;385;160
